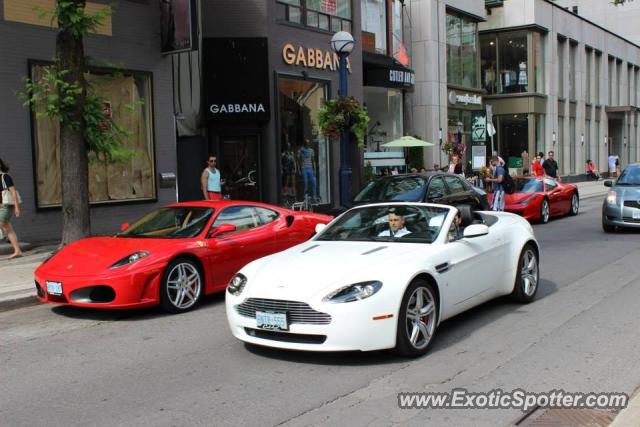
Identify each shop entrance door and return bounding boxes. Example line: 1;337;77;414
219;135;260;201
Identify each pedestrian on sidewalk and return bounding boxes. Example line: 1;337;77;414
0;157;22;260
485;156;505;211
608;153;619;178
531;153;544;177
586;160;600;181
201;155;225;201
542;150;559;179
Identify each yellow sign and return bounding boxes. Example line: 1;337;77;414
282;43;351;72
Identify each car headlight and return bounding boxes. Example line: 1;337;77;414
227;273;247;296
323;281;383;303
109;251;149;269
519;194;537;205
606;190;617;205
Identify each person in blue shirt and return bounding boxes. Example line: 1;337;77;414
485;156;505;211
297;140;317;201
201;156;225;200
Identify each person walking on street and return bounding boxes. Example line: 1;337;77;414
531;153;544;177
485;156;505;211
0;158;22;259
608;153;619;178
542;150;559;179
201;156;225;201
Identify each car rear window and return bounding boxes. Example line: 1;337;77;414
353;176;427;202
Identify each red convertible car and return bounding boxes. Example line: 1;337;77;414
35;201;332;313
488;176;579;223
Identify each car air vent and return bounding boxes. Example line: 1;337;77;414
302;244;320;253
361;246;387;255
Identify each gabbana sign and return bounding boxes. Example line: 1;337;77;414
282;43;351;72
203;38;270;121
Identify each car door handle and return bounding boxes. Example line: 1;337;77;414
435;262;450;274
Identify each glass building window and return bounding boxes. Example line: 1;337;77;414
497;32;527;94
533;32;544;94
279;0;351;31
392;0;408;65
480;35;497;94
30;64;156;208
361;0;386;54
447;109;472;163
446;13;478;88
363;87;403;152
278;77;331;207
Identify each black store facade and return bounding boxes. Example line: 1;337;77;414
200;27;363;210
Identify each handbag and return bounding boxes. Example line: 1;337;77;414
1;173;22;206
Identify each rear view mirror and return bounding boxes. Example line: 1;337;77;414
120;222;130;232
208;223;237;238
463;224;489;238
604;180;613;187
315;223;327;234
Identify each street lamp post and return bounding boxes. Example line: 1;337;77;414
330;31;355;208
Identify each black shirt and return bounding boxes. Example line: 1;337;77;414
1;173;14;189
542;159;559;178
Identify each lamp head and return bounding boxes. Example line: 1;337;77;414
330;31;355;55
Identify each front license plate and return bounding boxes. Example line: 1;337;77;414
256;311;288;331
46;281;63;295
633;211;640;219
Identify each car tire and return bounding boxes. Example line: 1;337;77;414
569;192;579;216
602;220;616;233
160;257;203;314
394;279;438;358
510;244;539;303
539;198;550;224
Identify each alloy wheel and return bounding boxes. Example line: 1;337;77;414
541;199;550;223
405;287;437;350
520;249;538;297
165;262;202;310
571;193;579;215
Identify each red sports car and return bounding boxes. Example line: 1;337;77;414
35;201;332;313
488;176;579;223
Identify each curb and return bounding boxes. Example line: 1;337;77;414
0;294;38;312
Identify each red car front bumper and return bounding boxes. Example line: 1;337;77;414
34;264;165;309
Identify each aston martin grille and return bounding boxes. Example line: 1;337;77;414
235;298;332;325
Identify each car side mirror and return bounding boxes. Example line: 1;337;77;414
315;223;327;234
286;215;294;227
604;180;613;187
120;222;130;232
207;223;237;238
463;224;489;238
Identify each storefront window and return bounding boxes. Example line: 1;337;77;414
495;114;528;159
446;13;478;88
279;0;351;31
361;0;386;54
447;109;472;165
278;77;330;207
31;64;156;208
497;32;527;94
480;34;497;94
364;87;403;151
533;32;544;94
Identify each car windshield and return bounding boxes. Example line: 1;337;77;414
616;166;640;186
316;205;449;244
514;178;543;193
119;207;214;239
353;176;427;203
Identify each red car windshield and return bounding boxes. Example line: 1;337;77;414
514;178;543;193
119;207;215;239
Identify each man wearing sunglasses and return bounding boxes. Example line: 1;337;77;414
201;156;225;200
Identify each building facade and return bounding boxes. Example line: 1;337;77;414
185;0;364;211
0;0;174;242
481;0;640;176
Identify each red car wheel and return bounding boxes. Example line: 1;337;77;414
539;198;550;224
160;258;203;314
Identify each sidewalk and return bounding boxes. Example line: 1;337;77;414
610;388;640;427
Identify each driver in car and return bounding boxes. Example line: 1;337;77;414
378;208;412;238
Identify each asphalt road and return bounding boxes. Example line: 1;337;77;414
2;197;640;427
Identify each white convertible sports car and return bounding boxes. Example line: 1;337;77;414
225;203;539;357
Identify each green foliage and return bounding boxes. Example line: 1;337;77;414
318;96;370;146
18;2;134;163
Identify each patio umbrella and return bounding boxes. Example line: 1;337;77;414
381;136;434;148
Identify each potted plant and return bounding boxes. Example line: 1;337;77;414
318;96;370;146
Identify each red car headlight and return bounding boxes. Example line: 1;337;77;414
109;251;150;269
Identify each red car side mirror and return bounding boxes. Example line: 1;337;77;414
207;223;237;238
120;222;130;232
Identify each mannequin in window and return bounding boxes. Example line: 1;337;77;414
281;143;297;197
297;139;318;202
518;61;528;91
484;64;496;94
